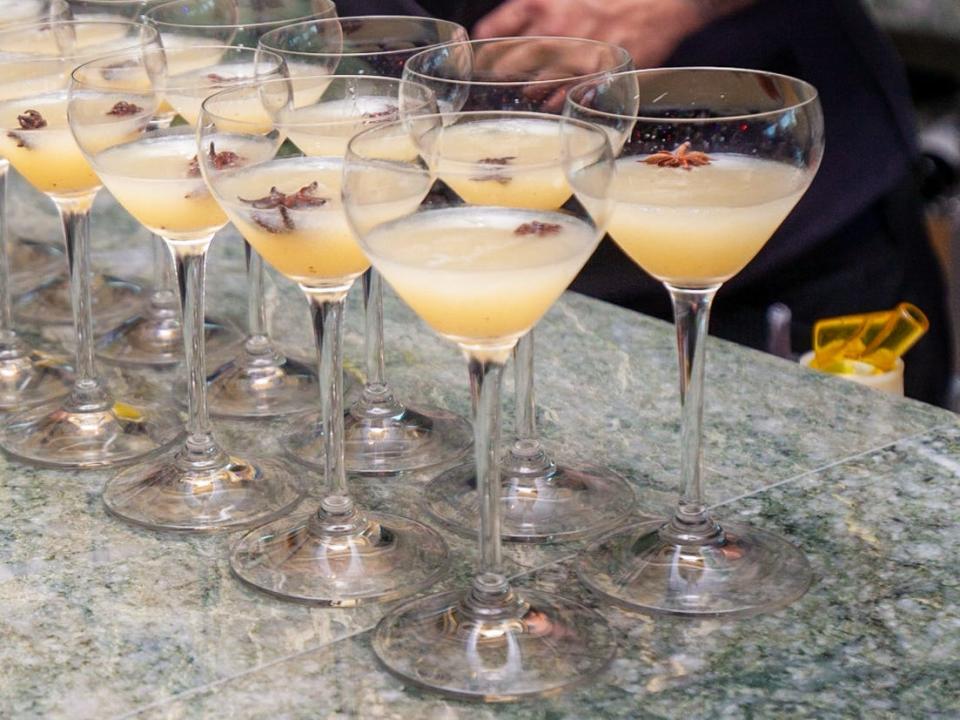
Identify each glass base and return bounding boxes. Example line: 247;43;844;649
103;447;304;532
0;391;182;469
230;496;448;606
9;237;63;296
424;441;636;543
96;303;241;368
0;341;73;410
14;273;144;328
577;518;814;618
285;387;472;473
373;580;616;702
203;342;318;419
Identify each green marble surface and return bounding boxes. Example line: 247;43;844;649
3;173;960;719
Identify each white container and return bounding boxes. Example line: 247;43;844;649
800;351;904;396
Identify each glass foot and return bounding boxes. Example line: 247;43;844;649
97;301;241;368
14;273;144;328
577;518;813;618
373;580;616;702
0;340;72;410
203;341;318;419
424;441;636;543
103;448;304;532
230;495;448;606
286;386;472;473
0;391;182;469
9;237;62;296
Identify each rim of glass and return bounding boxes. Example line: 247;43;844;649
258;15;467;60
199;73;434;130
0;19;158;60
145;0;336;31
566;66;820;124
70;0;148;6
346;109;611;172
403;35;633;88
164;44;285;85
69;44;161;85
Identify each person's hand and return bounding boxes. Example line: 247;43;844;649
473;0;707;68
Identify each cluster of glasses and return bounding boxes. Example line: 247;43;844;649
0;0;825;703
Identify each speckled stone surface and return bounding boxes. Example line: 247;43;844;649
2;173;959;719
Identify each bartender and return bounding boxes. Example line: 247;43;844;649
365;0;954;406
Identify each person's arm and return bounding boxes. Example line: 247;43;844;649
473;0;757;67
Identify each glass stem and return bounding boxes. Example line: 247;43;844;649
305;286;350;501
0;161;14;335
149;235;177;313
666;284;722;543
152;234;166;289
469;353;506;581
57;198;109;410
362;268;387;388
513;330;536;441
244;241;270;351
172;242;213;438
170;238;225;468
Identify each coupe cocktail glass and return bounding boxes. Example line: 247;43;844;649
0;0;73;409
65;0;193;369
0;20;181;467
144;0;337;417
259;15;473;473
566;68;824;617
70;47;303;529
3;14;148;329
402;37;637;542
203;77;448;603
95;43;285;366
344;112;616;700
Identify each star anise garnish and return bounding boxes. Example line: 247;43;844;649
107;101;142;116
515;221;562;237
16;110;46;130
188;142;243;178
239;182;329;233
208;142;242;169
471;155;516;185
480;156;516;166
7;110;47;148
361;105;399;125
100;59;137;81
642;141;710;170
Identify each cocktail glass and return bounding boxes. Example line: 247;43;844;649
3;11;147;329
0;0;74;408
0;0;70;288
70;46;303;528
203;77;449;602
566;67;824;617
402;37;637;542
144;0;337;416
259;15;473;473
96;43;284;366
0;20;181;467
344;112;616;700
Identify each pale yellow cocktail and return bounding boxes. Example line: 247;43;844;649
606;155;807;287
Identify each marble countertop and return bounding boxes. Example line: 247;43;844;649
3;173;960;719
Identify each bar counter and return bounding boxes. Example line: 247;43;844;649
2;188;959;718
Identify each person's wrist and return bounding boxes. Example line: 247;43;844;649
679;0;753;27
